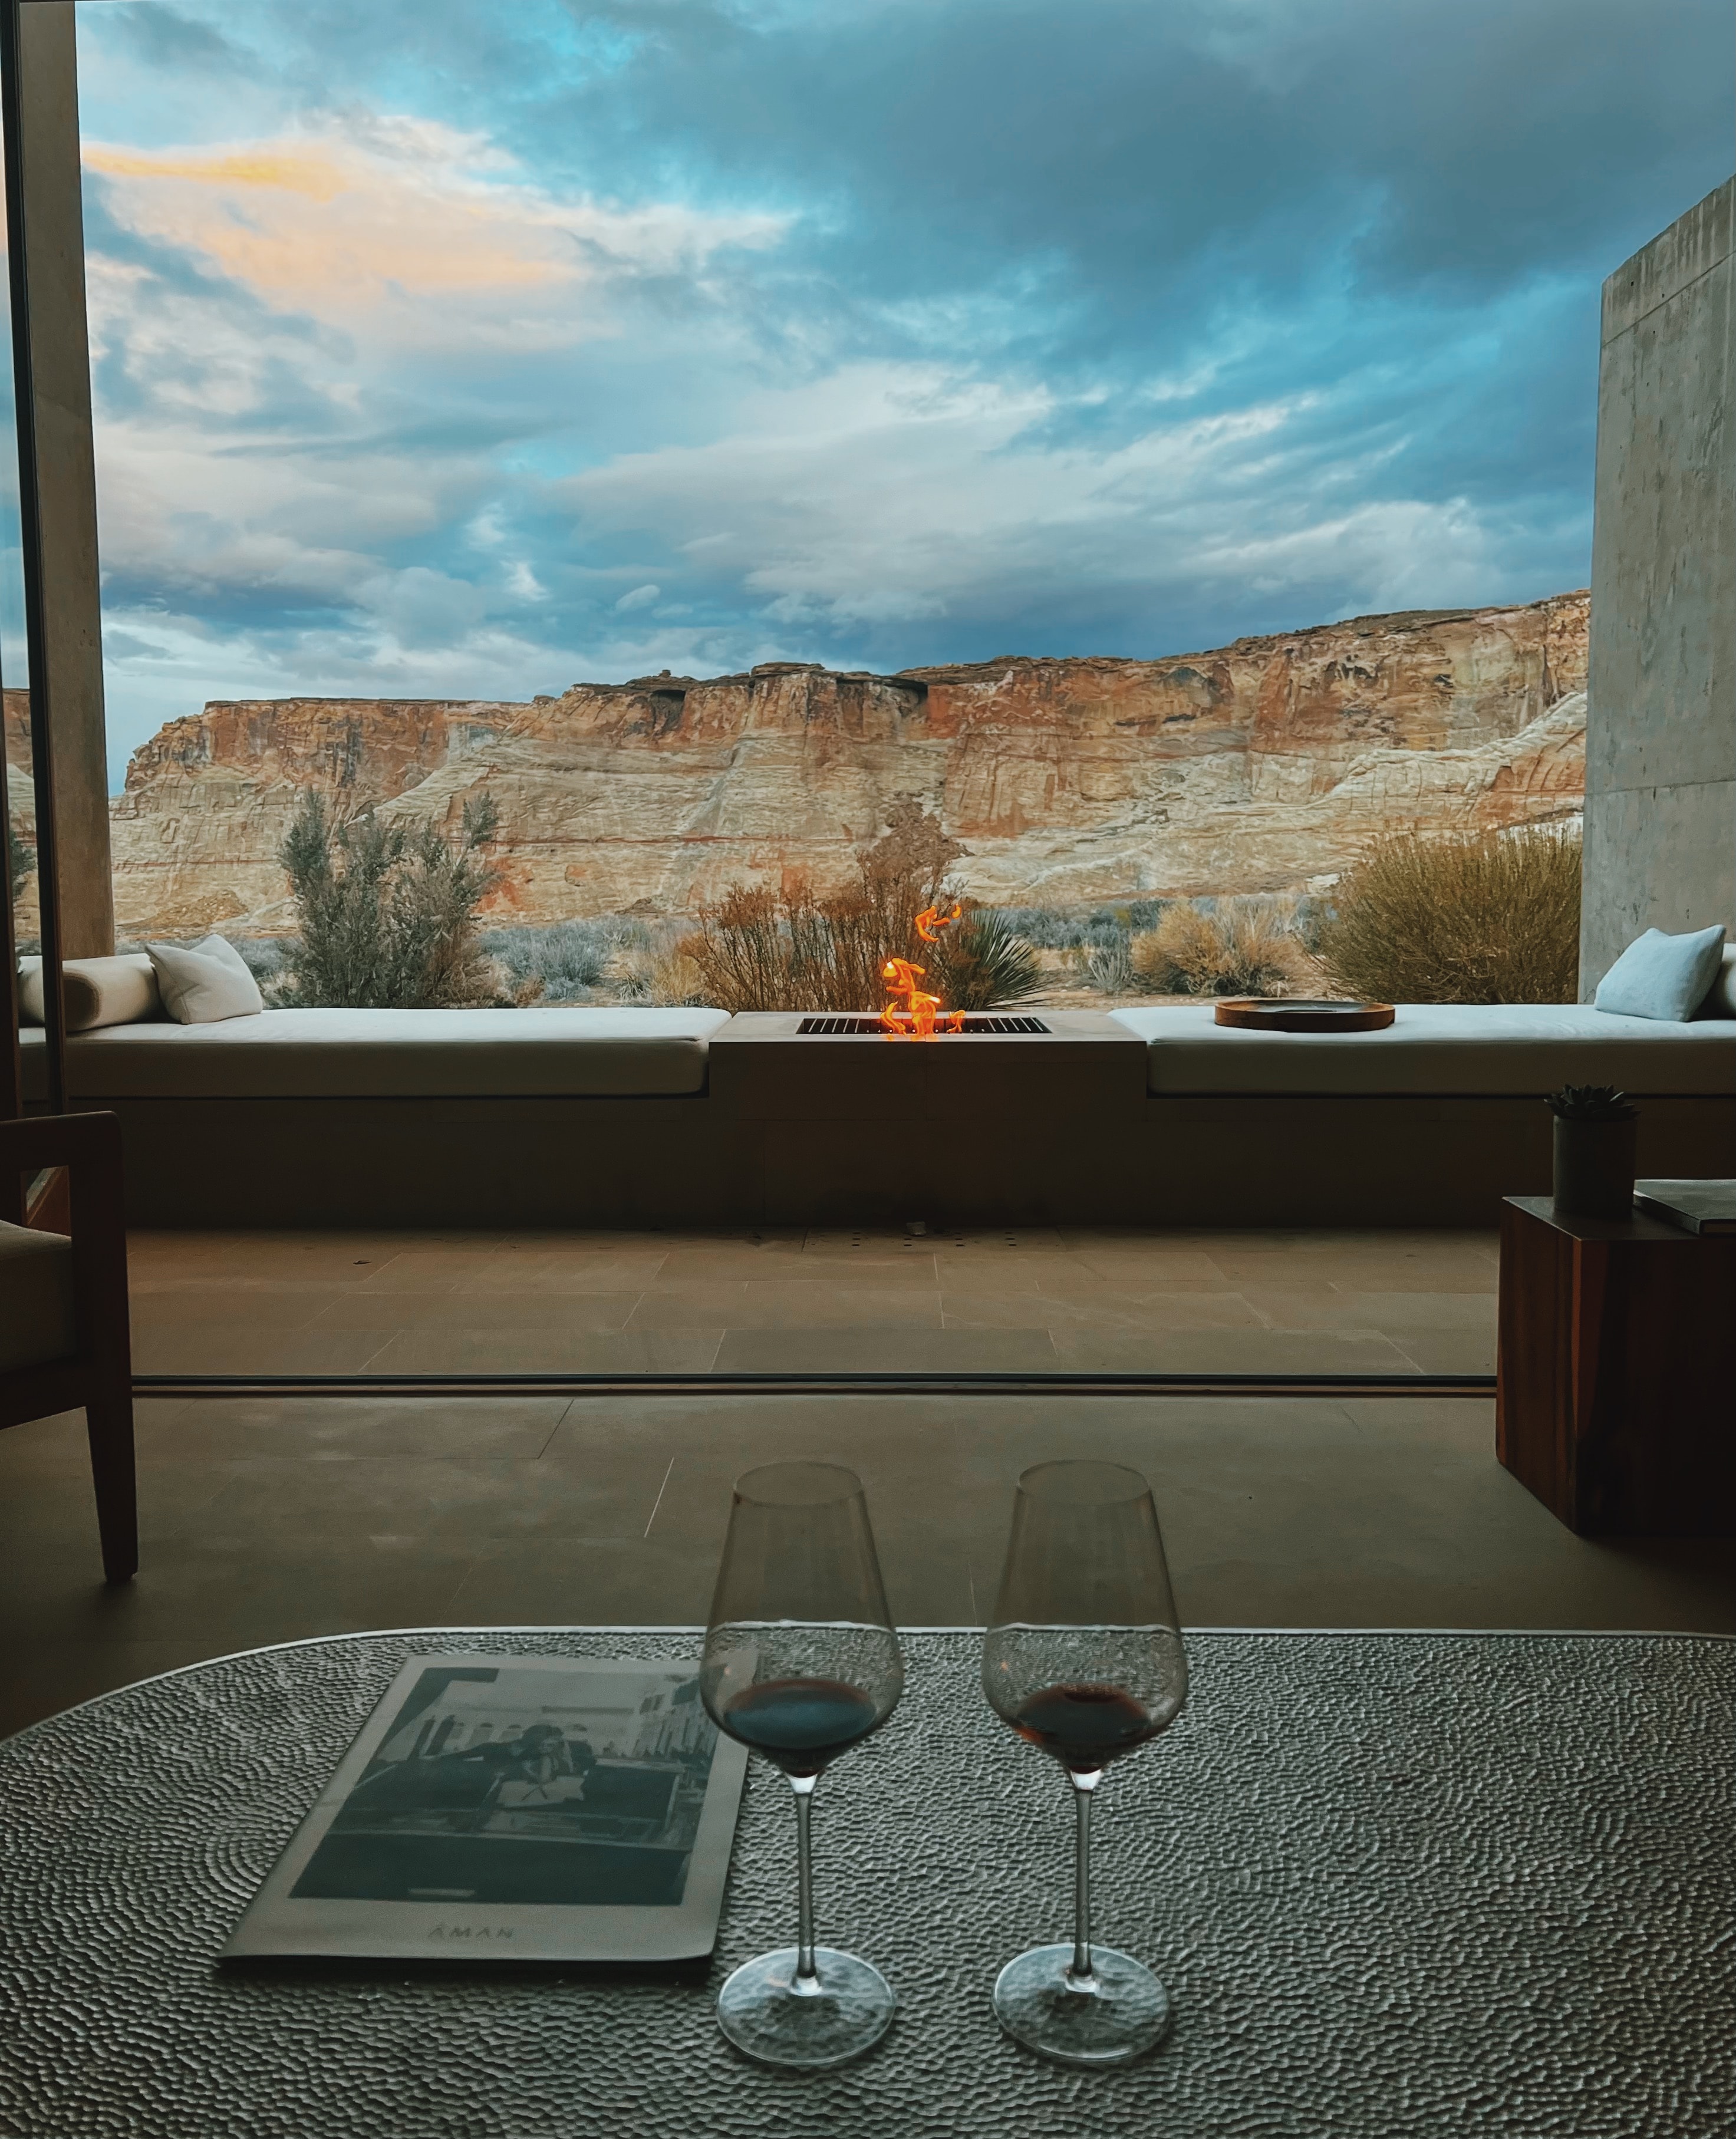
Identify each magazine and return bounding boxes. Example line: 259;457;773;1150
1632;1179;1736;1235
224;1653;747;1963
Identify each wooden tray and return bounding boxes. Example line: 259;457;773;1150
1214;997;1395;1033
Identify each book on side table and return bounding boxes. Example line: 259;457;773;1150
224;1653;747;1963
1631;1179;1736;1235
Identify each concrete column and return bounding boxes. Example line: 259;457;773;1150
1580;179;1735;995
18;1;113;955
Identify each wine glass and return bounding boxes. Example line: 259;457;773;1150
700;1462;905;2069
981;1460;1189;2067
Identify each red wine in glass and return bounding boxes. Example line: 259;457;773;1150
981;1461;1190;2069
700;1463;904;2072
723;1677;883;1778
1013;1683;1161;1771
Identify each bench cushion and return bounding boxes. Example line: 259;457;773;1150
0;1221;74;1372
21;1007;730;1100
1109;1003;1736;1096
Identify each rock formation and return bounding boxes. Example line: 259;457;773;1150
11;592;1589;939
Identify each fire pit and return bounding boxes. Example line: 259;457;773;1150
798;1014;1050;1036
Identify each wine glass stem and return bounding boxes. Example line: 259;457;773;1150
1069;1769;1101;1985
790;1774;820;1992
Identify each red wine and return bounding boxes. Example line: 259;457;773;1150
723;1677;881;1776
1014;1683;1156;1771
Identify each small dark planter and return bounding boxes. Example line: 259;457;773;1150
1553;1115;1638;1220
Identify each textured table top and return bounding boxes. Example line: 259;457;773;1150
1;1629;1730;2139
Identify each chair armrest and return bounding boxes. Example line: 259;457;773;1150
0;1110;131;1372
0;1108;124;1177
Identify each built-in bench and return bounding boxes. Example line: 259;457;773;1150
1108;1002;1736;1095
22;1000;1734;1228
21;1007;727;1100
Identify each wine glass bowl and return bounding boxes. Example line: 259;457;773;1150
981;1461;1189;2068
700;1462;904;2071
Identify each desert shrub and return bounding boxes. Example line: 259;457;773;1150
482;919;621;1003
685;800;1039;1013
231;937;290;990
8;818;31;904
276;792;502;1008
1131;896;1309;997
1084;939;1134;995
1002;905;1144;952
1314;828;1580;1003
609;939;712;1007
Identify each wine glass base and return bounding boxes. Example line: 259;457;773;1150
992;1943;1172;2067
716;1947;896;2071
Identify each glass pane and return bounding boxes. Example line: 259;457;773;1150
67;0;1731;1377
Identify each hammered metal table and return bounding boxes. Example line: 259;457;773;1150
1;1629;1730;2139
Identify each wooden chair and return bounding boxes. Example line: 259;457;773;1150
0;1109;136;1583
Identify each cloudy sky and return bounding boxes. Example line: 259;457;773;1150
52;0;1736;780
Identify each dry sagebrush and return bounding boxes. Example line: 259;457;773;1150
1130;897;1310;997
1314;829;1580;1003
683;802;1040;1014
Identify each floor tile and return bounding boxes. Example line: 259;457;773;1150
445;1537;717;1627
711;1327;1059;1373
306;1292;640;1333
192;1448;673;1541
941;1290;1263;1331
629;1286;944;1330
1384;1330;1500;1375
456;1253;671;1293
359;1328;724;1375
127;1327;402;1375
1241;1288;1498;1332
136;1397;571;1463
1064;1251;1231;1282
657;1246;941;1283
1045;1330;1422;1375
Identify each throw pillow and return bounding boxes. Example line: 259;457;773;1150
1593;924;1727;1023
17;953;160;1030
146;934;265;1024
1697;944;1736;1020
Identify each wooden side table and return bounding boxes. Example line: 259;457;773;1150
1497;1196;1736;1535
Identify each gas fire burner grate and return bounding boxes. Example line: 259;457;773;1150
796;1013;1051;1035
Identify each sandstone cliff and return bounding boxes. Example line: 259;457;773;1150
18;592;1590;938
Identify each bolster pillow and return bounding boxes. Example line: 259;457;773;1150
18;953;162;1031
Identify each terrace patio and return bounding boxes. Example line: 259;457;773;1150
123;1222;1502;1380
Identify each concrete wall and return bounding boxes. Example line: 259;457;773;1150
1582;178;1735;995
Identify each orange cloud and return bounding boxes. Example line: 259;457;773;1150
84;147;350;202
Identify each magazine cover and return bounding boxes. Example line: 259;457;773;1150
224;1654;748;1963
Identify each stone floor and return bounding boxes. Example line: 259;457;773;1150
2;1389;1729;1739
124;1226;1501;1377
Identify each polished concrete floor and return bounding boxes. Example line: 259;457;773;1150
2;1389;1728;1739
125;1226;1500;1377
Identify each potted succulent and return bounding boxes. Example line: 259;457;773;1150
1548;1085;1639;1220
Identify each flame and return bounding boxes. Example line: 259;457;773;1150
881;904;966;1038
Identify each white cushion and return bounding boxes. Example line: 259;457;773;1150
19;1007;729;1099
146;934;265;1024
18;954;159;1031
1594;925;1727;1022
1698;944;1736;1020
1109;1003;1736;1096
0;1221;75;1371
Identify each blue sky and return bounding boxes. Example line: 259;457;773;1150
54;0;1736;781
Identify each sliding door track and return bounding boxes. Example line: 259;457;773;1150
135;1371;1496;1400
